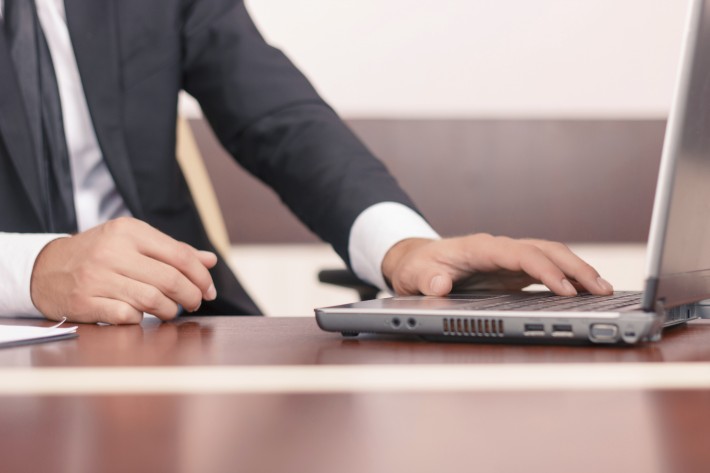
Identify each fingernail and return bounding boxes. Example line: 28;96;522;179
430;275;447;294
199;250;217;259
597;277;614;293
206;284;217;301
192;301;201;313
561;278;577;296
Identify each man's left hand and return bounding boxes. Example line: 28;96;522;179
381;234;614;297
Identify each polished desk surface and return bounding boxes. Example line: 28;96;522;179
1;316;710;473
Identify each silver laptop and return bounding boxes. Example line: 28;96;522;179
315;0;710;345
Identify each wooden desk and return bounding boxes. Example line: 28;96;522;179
1;316;710;473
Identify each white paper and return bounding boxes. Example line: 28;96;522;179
0;319;78;347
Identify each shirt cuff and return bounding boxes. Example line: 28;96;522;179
348;202;440;291
0;233;69;317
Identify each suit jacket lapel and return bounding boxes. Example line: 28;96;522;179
64;0;145;220
0;30;47;229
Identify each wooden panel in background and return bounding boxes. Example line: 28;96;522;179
190;119;665;243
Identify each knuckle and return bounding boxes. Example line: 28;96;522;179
138;286;164;312
473;233;495;245
105;217;126;233
163;269;184;292
518;249;545;271
522;242;544;256
113;307;140;325
165;300;180;318
104;217;141;235
492;235;516;252
173;244;194;267
185;287;203;311
550;241;569;252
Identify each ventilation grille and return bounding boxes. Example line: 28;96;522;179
666;305;693;322
442;317;504;337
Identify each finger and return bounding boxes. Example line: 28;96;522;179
197;250;218;268
453;271;537;291
114;253;204;312
120;221;216;300
86;269;181;320
529;241;613;295
390;259;454;296
488;241;578;296
111;275;180;321
87;297;143;325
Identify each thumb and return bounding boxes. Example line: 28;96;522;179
421;273;453;296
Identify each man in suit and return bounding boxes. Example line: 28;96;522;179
0;0;613;323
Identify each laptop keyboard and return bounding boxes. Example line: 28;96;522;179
450;291;642;312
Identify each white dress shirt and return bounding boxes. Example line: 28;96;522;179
0;0;439;316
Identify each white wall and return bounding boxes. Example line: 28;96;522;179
239;0;690;118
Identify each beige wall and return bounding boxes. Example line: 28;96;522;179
182;0;691;119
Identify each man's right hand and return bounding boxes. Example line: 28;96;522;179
30;217;218;324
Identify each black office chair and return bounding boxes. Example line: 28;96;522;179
317;269;380;301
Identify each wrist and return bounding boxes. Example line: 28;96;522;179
30;236;70;316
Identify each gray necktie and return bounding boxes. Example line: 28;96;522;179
4;0;77;233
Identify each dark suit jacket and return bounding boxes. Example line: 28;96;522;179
0;0;418;315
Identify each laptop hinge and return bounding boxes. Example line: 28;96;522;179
642;277;659;312
654;299;666;319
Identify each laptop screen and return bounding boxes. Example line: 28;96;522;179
646;0;710;308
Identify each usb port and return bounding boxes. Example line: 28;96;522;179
523;323;545;336
552;324;574;337
524;324;544;332
552;324;572;332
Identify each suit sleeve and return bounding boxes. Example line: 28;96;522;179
179;0;420;266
